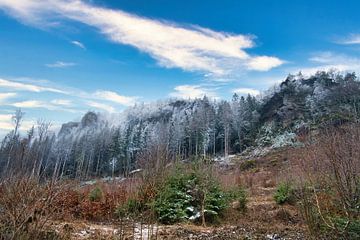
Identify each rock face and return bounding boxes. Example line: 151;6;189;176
58;111;99;137
58;122;79;136
81;112;98;127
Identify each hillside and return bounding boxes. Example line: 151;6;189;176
1;71;360;240
45;71;360;179
2;71;359;179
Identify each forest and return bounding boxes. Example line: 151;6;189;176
1;71;360;240
1;71;360;179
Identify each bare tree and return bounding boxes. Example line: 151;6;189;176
4;109;24;175
31;119;52;179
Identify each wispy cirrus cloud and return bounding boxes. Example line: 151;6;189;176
297;52;360;76
94;90;137;106
170;84;218;99
0;0;283;75
9;100;76;112
86;101;115;113
0;77;138;111
0;78;67;93
11;100;47;108
336;34;360;45
45;61;76;68
71;40;86;49
0;92;16;102
50;99;72;106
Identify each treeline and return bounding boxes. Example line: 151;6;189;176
1;71;360;179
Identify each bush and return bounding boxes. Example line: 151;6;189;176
297;185;323;237
203;183;228;221
0;176;62;240
115;198;143;219
89;186;103;202
53;184;127;221
154;171;195;224
154;165;227;224
226;187;247;212
293;125;360;239
274;182;294;205
236;188;247;212
82;185;127;221
333;217;360;240
240;160;256;171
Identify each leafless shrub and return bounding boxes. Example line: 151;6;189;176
294;124;360;239
0;175;63;240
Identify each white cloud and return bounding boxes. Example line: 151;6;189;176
0;78;66;93
232;87;260;96
0;76;138;113
0;114;12;122
86;101;115;113
170;85;217;99
0;0;283;75
336;34;360;45
9;100;76;112
71;40;86;49
0;92;16;102
94;90;137;106
298;52;360;76
45;61;76;68
1;76;137;103
0;114;35;132
51;99;72;106
246;56;284;71
11;100;48;108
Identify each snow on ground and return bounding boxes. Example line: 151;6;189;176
213;154;236;165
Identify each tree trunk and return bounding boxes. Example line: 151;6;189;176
201;191;206;227
224;125;229;159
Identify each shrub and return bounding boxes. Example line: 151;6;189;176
297;185;323;237
293;124;360;239
64;184;128;221
274;182;294;205
154;171;194;224
0;176;62;240
333;217;360;240
154;164;228;224
203;183;228;221
89;186;103;202
52;188;80;219
125;198;143;213
115;198;143;219
226;187;247;212
236;188;247;212
240;160;256;171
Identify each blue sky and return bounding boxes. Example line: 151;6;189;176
1;0;360;135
